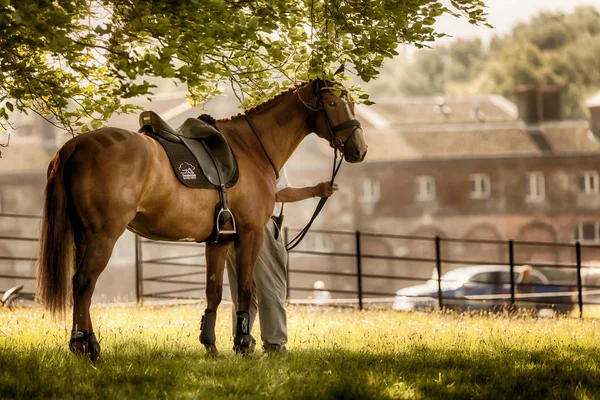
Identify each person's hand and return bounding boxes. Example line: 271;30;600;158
313;181;339;198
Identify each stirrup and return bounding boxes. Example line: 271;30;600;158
215;207;237;242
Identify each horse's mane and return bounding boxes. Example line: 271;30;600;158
217;80;312;122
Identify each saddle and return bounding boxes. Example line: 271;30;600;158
139;111;238;243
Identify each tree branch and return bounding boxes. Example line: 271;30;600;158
0;133;10;158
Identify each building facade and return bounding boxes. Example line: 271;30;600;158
284;86;600;297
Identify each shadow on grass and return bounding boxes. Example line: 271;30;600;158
1;343;599;399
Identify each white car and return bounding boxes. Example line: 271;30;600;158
392;265;574;313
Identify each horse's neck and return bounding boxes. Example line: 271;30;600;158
226;91;311;171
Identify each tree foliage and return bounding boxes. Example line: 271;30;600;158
0;0;488;132
373;6;600;118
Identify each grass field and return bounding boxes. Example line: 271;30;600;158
1;304;600;400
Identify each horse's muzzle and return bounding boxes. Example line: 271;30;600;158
344;128;367;163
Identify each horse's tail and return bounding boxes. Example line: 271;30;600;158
36;142;77;315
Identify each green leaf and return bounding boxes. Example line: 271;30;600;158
0;0;490;131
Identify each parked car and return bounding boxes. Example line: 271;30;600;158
392;265;576;314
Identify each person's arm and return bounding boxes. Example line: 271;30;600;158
275;181;339;203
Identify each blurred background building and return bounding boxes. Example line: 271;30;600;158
2;4;600;302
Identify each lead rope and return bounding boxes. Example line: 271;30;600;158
285;148;344;251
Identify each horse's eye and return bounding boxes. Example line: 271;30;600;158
327;101;336;107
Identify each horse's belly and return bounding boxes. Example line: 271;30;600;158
129;135;221;242
128;207;215;242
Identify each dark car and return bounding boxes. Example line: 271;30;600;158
393;265;576;314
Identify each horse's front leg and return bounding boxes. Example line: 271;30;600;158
199;242;229;354
233;228;264;354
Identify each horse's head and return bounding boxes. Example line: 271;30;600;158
307;79;368;163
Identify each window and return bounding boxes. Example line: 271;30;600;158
525;172;545;202
578;171;599;194
469;174;491;199
415;176;435;201
528;275;544;285
574;222;600;243
470;272;501;284
358;179;380;204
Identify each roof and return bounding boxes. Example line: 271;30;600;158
347;93;600;163
359;94;518;127
360;120;599;163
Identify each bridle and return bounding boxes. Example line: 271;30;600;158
244;79;362;251
307;78;363;152
285;79;362;250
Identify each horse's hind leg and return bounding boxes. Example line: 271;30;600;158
199;243;229;354
70;230;121;361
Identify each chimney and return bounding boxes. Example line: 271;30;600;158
540;86;561;121
514;84;540;124
515;85;562;124
586;91;600;140
515;85;554;153
589;106;600;139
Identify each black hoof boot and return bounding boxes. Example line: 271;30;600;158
88;333;101;362
69;330;100;361
233;311;252;354
200;309;218;353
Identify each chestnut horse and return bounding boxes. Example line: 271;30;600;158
36;79;367;359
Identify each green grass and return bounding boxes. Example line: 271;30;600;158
1;305;600;399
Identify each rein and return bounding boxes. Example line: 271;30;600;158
285;148;343;251
244;115;279;179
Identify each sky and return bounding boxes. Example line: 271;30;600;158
429;0;600;46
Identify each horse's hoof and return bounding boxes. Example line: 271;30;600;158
233;345;255;357
233;333;256;356
204;344;219;355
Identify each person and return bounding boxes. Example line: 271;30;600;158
226;166;338;353
516;264;534;294
311;280;332;307
516;264;535;312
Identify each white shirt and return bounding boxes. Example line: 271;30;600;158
272;166;291;217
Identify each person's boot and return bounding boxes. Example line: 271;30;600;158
262;343;288;354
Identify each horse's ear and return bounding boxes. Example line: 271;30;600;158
334;64;345;75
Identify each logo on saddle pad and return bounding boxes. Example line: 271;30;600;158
178;162;197;180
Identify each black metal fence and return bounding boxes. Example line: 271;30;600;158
0;213;40;303
2;212;600;318
283;227;600;317
135;235;212;302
